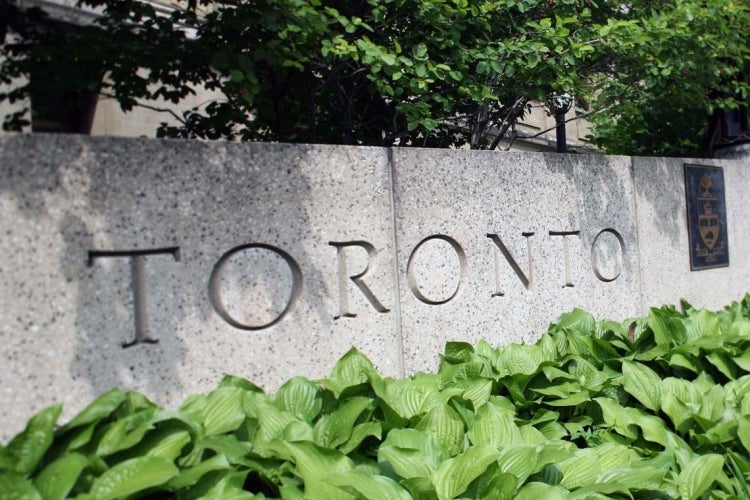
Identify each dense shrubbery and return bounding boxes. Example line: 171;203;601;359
4;297;750;498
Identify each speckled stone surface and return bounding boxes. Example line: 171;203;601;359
0;135;400;441
3;135;749;442
633;156;750;311
390;149;642;375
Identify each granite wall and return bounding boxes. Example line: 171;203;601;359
1;135;747;441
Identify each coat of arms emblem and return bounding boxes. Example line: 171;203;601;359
684;165;729;270
697;175;720;250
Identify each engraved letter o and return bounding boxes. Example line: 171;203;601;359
209;244;303;330
406;235;467;305
590;228;625;283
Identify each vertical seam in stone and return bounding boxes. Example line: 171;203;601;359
630;157;646;315
386;147;406;378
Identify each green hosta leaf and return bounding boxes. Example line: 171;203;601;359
707;351;738;380
88;456;178;499
378;429;448;480
168;454;230;489
283;420;314;442
400;477;437;500
498;343;545;376
443;342;474;363
454;379;492;409
95;409;155;457
275;377;322;422
203;387;246;436
621;360;662;411
137;428;191;461
415;402;465;456
686;309;721;340
738;417;750;454
566;333;596;357
557;308;596;335
496;444;537;483
0;471;41;500
593;443;636;470
474;339;494;358
648;307;686;346
33;453;88;500
696;383;726;423
2;404;61;475
678;454;724;500
515;481;568;500
198;435;250;464
662;377;699;403
340;421;381;455
700;420;737;445
558;450;600;489
217;374;264;393
467;401;522;447
182;470;255;500
60;422;97;452
325;469;411;500
60;389;127;431
661;392;693;430
272;441;356;500
595;397;636;438
536;442;574;468
246;393;298;442
314;396;373;449
596;466;666;491
539;332;563;361
531;382;578;399
545;390;591;407
733;349;750;372
535;421;568;441
627;408;671;446
669;352;700;373
379;376;441;420
325;348;378;396
472;467;518;499
727;316;750;340
569;357;610;391
432;445;499;499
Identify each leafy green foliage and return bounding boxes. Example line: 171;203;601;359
2;0;748;154
5;295;750;497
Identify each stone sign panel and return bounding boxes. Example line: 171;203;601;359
390;150;640;374
1;135;749;442
0;136;400;441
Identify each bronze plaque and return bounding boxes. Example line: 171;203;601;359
684;164;729;270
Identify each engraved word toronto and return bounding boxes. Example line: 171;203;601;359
88;228;625;347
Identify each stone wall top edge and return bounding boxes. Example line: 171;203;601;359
2;133;748;166
0;133;390;156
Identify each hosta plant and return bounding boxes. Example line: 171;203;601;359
3;296;750;499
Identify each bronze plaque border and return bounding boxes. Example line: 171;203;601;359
684;163;730;271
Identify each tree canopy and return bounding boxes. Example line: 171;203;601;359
2;0;749;155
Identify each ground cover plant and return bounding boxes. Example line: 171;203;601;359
3;297;750;499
